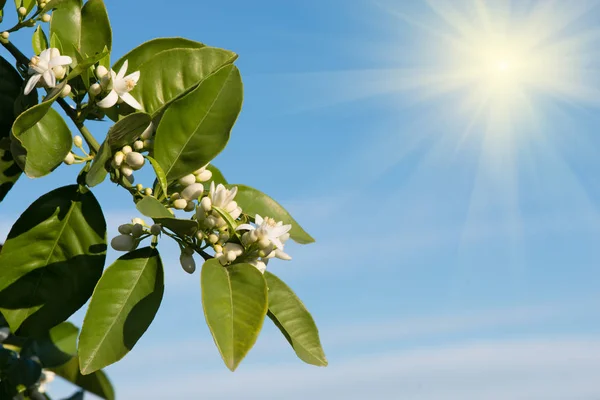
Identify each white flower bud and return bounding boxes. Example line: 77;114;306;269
131;223;144;238
59;83;71;97
95;65;108;79
135;183;143;191
248;230;258;243
111;234;135;251
144;188;153;196
180;254;196;274
205;215;217;228
171;192;180;200
195;231;204;241
41;13;51;22
89;83;101;96
184;201;196;212
220;232;230;243
258;237;271;249
173;198;187;209
118;224;133;234
1;32;9;40
213;244;223;253
226;251;237;262
18;7;27;16
208;234;219;244
225;243;244;256
120;165;133;177
53;65;66;80
132;217;145;226
181;183;203;201
125;152;145;170
113;151;124;167
249;260;267;274
241;231;257;245
178;174;196;187
121;145;132;155
217;253;228;265
63;152;75;165
133;140;144;151
195;169;212;182
200;196;212;212
150;224;161;235
73;135;82;147
140;122;154;140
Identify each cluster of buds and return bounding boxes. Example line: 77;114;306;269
196;182;242;229
63;135;85;165
110;218;161;252
112;145;145;183
170;165;212;211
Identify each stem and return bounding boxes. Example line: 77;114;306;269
1;40;100;154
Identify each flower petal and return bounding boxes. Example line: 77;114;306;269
48;55;72;68
42;70;55;88
24;74;41;95
119;92;143;110
97;89;118;108
255;215;264;225
235;224;255;231
271;237;284;250
124;70;140;83
270;224;292;238
116;60;128;80
39;49;51;62
274;249;292;260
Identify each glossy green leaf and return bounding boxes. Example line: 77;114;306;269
80;0;111;58
264;271;327;366
146;156;167;197
154;64;243;182
32;25;48;54
201;260;268;371
212;206;239;236
40;0;71;13
66;50;108;81
0;185;106;336
50;32;63;53
11;106;72;178
112;37;206;73
206;164;228;186
131;47;238;116
51;356;114;400
85;140;110;187
78;247;164;374
35;321;78;368
135;196;197;236
230;185;315;244
49;0;81;60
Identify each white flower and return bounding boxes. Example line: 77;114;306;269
97;60;142;110
24;48;72;95
237;214;291;250
207;182;242;219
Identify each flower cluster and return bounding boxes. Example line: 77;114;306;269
111;145;145;183
170;165;213;211
24;47;72;95
91;60;141;110
111;218;161;252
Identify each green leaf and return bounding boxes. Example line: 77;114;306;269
112;37;207;73
264;271;327;366
80;0;111;58
66;50;108;81
212;206;239;236
21;0;35;14
40;0;72;13
201;260;268;371
130;47;238;116
154;64;243;182
230;185;315;244
146;156;167;197
35;322;78;368
78;247;164;375
50;32;63;53
11;106;72;178
135;196;197;236
51;356;114;400
0;185;107;336
84;140;110;187
32;25;48;54
207;164;228;186
49;0;81;60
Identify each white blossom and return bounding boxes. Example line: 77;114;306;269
24;48;72;95
97;60;142;110
237;214;291;250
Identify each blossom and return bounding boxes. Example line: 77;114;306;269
208;182;243;219
24;48;72;95
97;60;142;110
237;214;291;250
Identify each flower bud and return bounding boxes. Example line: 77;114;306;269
143;139;153;149
180;254;196;274
110;152;123;169
208;233;219;244
1;32;9;40
241;231;256;245
181;183;203;201
150;224;161;235
213;244;223;253
140;123;154;140
182;246;195;256
118;224;133;234
171;192;180;200
120;165;133;177
53;65;66;80
18;7;27;16
95;65;108;79
89;83;101;96
59;83;71;98
195;231;204;241
63;152;75;165
135;183;143;191
125;151;145;170
195;169;212;182
184;200;196;212
226;251;237;262
41;13;51;22
249;260;267;274
131;223;144;238
178;174;196;187
111;234;135;251
132;217;146;226
220;232;230;243
121;145;132;155
258;237;271;249
73;135;83;147
173;198;187;209
133;140;144;151
205;215;217;228
144;188;153;196
200;196;212;212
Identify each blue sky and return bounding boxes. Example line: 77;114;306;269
3;0;600;398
